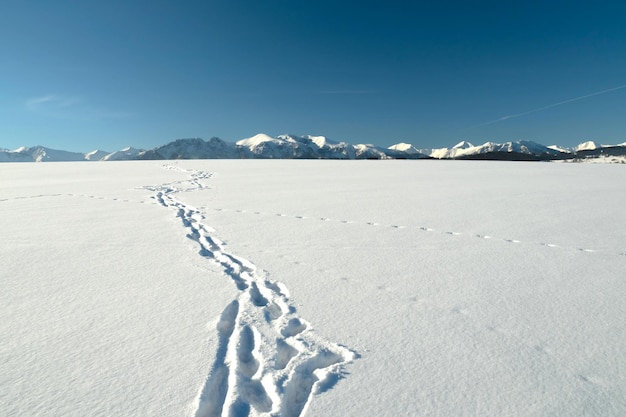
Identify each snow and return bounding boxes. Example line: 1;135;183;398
388;142;417;152
452;140;474;149
236;133;283;148
1;160;625;416
103;146;144;161
576;140;601;151
141;137;242;159
387;143;429;158
0;146;87;162
85;149;110;160
305;135;337;148
547;144;572;153
564;155;626;164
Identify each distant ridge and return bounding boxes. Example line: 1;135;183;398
2;134;625;162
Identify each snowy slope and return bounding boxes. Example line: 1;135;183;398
2;161;625;416
0;146;87;162
85;149;110;160
575;140;601;151
236;133;357;159
236;133;293;158
102;146;144;161
430;140;475;159
277;134;357;159
138;137;245;159
387;143;431;159
430;140;570;160
574;140;626;159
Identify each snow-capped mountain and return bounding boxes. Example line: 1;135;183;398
85;149;110;161
573;140;626;158
2;135;625;162
236;133;297;159
441;140;570;161
429;141;476;159
575;141;601;152
386;143;431;159
0;146;88;162
138;137;244;160
237;134;358;159
102;147;144;161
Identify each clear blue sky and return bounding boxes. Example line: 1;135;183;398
2;0;625;152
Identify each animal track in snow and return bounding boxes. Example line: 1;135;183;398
3;189;618;258
146;165;357;417
578;248;596;253
204;205;621;257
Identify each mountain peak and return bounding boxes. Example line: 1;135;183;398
452;141;474;149
576;140;600;151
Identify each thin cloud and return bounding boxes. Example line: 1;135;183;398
26;94;80;110
469;84;626;129
317;89;379;95
25;94;132;119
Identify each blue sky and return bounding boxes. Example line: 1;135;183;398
2;0;625;152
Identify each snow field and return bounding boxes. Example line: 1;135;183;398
148;167;356;416
181;160;626;416
1;162;236;416
1;160;625;416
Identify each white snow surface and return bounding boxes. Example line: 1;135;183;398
1;160;626;417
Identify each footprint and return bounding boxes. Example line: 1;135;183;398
217;300;239;337
249;282;269;307
280;350;344;417
237;325;259;378
264;302;283;322
275;339;298;370
264;280;285;296
195;301;239;417
281;318;307;338
541;243;558;248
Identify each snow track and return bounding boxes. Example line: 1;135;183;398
2;190;624;257
146;166;357;417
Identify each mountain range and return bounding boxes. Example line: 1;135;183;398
2;134;626;162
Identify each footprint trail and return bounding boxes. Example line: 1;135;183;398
146;166;357;417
